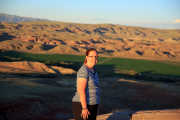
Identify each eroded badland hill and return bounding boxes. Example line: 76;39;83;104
0;21;180;61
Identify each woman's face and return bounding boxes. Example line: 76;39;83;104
86;50;98;67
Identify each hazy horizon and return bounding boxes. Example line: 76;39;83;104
0;0;180;29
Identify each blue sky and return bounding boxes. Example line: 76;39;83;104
0;0;180;29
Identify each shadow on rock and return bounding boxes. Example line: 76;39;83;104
0;32;15;42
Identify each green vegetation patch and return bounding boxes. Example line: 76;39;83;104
0;50;180;81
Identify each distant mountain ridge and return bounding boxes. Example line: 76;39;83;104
0;13;49;22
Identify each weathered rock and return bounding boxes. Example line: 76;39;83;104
131;109;180;120
0;61;55;74
0;61;76;75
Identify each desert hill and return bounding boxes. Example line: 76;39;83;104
0;21;180;61
0;61;76;75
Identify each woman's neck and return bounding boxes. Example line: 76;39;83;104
85;63;94;69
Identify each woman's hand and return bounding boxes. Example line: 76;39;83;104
81;108;90;120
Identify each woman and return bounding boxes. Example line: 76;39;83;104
72;48;100;120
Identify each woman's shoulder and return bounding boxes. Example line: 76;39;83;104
77;64;89;78
78;64;88;73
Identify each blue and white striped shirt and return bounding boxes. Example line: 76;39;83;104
72;64;100;105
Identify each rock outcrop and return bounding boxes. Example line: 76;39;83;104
131;109;180;120
0;61;76;75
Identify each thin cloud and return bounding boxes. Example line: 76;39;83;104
175;19;180;23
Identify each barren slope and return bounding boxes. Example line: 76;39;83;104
0;21;180;61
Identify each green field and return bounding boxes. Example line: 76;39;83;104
0;50;180;81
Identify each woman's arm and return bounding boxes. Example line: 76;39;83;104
77;78;88;109
77;78;90;119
